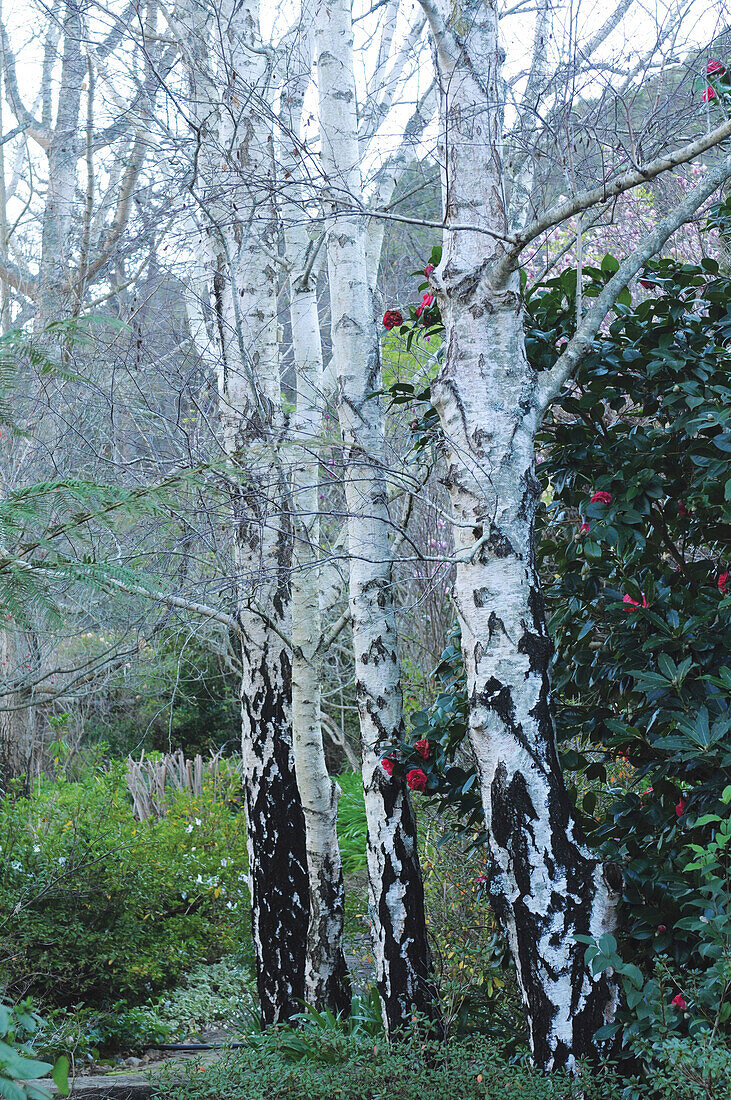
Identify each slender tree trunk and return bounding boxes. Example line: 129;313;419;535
0;631;34;793
37;0;84;325
282;22;350;1010
420;0;619;1069
180;0;310;1024
315;0;440;1035
290;276;350;1013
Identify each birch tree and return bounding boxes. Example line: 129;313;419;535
174;0;311;1025
315;0;439;1032
413;0;731;1070
280;15;351;1012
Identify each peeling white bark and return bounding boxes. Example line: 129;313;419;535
179;0;309;1024
419;0;620;1069
315;0;439;1034
284;39;350;1005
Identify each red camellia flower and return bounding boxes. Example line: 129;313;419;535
671;994;687;1011
718;571;729;594
707;58;725;75
381;756;396;776
702;85;717;102
579;522;591;535
675;797;686;818
382;309;403;330
424;263;435;277
415;292;434;319
590;490;613;504
406;767;428;793
623;592;649;610
414;739;430;760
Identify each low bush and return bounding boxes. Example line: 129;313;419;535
0;762;248;1007
155;1033;620;1100
155;957;256;1039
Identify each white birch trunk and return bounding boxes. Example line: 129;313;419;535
179;0;309;1024
283;37;350;1002
315;0;439;1034
420;0;620;1069
37;0;85;324
290;275;350;1011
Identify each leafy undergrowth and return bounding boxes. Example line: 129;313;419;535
32;955;257;1063
155;1036;621;1100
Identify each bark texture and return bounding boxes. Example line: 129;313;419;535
285;56;350;1005
180;0;309;1024
315;0;439;1034
421;0;619;1069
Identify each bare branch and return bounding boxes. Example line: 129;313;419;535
498;116;731;278
537;149;731;409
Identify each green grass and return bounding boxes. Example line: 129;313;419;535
336;772;368;875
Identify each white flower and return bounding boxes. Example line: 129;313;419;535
185;824;194;834
33;845;40;853
220;858;228;867
58;856;67;865
194;818;202;826
11;860;22;871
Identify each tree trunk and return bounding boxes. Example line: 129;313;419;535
420;0;620;1069
37;0;84;325
289;259;350;1014
315;0;440;1035
0;630;34;793
179;0;310;1024
280;22;350;1010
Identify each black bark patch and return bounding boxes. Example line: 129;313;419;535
373;778;444;1037
243;644;309;1026
518;628;553;674
486;522;515;558
476;676;516;729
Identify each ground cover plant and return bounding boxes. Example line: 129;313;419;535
155;1032;621;1100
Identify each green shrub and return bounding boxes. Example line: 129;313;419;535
155;957;256;1039
0;763;248;1007
155;1034;620;1100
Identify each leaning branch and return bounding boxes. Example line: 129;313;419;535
537;148;731;410
0;20;48;145
496;116;731;279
